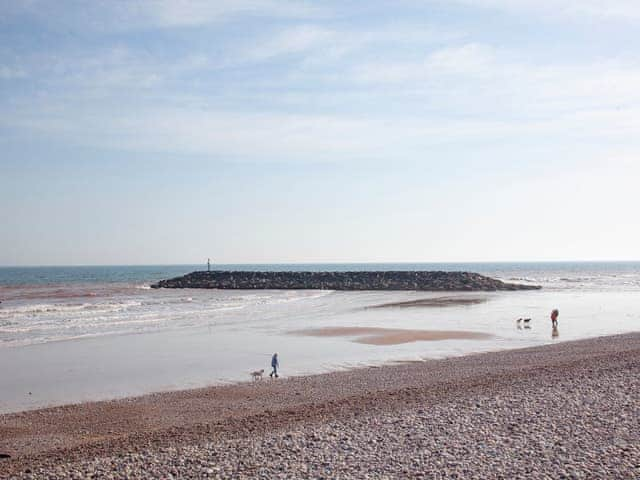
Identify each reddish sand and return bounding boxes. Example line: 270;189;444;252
291;326;493;345
369;296;489;308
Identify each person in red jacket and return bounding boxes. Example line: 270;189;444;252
551;309;559;327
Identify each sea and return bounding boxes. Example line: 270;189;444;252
1;262;639;413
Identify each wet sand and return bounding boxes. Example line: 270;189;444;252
292;326;493;345
369;295;489;308
1;333;639;478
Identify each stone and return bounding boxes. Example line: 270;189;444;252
150;270;540;292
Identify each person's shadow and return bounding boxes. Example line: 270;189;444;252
552;325;559;338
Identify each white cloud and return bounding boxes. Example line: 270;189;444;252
350;43;640;119
233;23;459;70
450;0;640;22
3;4;640;164
5;34;640;162
0;96;525;158
0;66;27;79
426;44;494;75
21;21;459;93
352;43;495;83
5;95;640;162
19;46;213;93
243;25;337;62
0;0;324;31
136;0;325;28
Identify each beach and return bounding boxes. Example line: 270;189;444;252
2;263;640;414
4;1;640;477
2;332;639;478
1;263;639;478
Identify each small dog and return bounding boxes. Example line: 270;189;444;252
250;369;264;381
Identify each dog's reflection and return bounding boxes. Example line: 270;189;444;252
552;326;559;338
517;318;532;330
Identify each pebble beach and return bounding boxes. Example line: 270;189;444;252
2;332;639;479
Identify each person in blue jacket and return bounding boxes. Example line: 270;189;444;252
270;352;279;378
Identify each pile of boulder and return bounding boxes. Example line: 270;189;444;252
151;271;540;291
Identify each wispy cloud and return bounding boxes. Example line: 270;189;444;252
350;42;640;116
0;66;27;79
351;43;495;83
2;19;460;94
143;0;325;27
3;2;640;164
5;95;640;162
6;46;212;95
241;25;337;62
0;0;325;31
231;22;460;70
449;0;640;22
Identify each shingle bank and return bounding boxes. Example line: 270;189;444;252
150;271;540;291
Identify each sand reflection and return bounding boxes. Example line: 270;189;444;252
291;327;493;345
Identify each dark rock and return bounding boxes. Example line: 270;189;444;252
150;271;540;291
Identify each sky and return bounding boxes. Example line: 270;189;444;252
1;0;640;265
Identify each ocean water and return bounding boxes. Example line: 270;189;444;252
1;262;639;413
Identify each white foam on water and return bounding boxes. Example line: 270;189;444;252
0;287;341;347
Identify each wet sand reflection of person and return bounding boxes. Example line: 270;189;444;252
551;309;560;338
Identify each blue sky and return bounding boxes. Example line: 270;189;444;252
1;1;639;265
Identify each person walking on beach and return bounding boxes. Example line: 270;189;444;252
270;352;279;378
551;309;559;327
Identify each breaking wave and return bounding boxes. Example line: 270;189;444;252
0;288;336;348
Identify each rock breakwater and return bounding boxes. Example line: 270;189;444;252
150;271;540;291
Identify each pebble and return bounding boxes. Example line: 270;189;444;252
5;334;640;479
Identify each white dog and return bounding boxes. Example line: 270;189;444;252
250;369;264;381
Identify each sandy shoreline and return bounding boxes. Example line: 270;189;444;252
1;332;640;478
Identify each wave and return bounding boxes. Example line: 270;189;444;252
0;287;340;347
270;290;334;304
559;277;593;283
507;274;640;288
507;277;538;283
0;328;146;348
0;300;143;318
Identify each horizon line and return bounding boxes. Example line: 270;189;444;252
1;259;640;268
